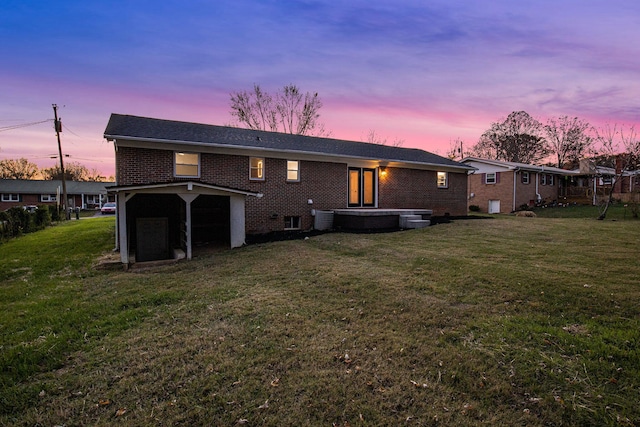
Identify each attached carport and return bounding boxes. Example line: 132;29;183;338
108;181;262;265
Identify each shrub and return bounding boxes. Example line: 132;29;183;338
48;205;62;221
35;205;52;228
469;205;480;212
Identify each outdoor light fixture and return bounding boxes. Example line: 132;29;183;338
379;166;387;177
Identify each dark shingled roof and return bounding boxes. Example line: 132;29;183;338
104;114;471;170
0;179;113;194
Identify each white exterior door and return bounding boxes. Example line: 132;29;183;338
488;200;501;214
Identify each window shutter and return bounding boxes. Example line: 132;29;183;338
482;173;486;184
496;172;501;183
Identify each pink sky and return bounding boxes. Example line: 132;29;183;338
2;1;639;178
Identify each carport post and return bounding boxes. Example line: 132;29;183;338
179;193;199;260
117;192;128;264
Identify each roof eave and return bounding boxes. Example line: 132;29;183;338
105;134;474;172
106;181;262;197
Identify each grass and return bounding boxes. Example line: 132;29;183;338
532;202;639;220
1;213;639;426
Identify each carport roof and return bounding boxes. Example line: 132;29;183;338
107;181;262;197
104;114;473;171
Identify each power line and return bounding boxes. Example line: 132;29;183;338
0;119;53;132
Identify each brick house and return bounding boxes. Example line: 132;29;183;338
460;157;577;213
567;158;640;205
0;179;114;212
104;114;473;264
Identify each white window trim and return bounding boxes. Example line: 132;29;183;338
174;152;200;178
485;172;496;184
284;216;301;230
286;160;300;182
522;171;530;184
250;157;265;181
437;171;448;189
41;194;57;202
1;193;19;202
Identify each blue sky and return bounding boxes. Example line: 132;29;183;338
1;0;639;176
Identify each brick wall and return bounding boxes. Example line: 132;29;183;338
116;147;174;184
116;146;469;232
469;171;561;213
380;168;468;216
244;159;346;234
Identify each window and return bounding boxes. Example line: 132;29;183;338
600;176;613;185
284;216;301;230
250;157;264;180
175;152;200;177
521;171;530;184
548;174;554;186
1;193;19;202
348;167;376;207
485;172;497;184
40;194;57;202
437;171;448;188
540;174;547;185
287;160;300;182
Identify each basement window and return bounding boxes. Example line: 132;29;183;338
284;216;301;230
174;152;200;177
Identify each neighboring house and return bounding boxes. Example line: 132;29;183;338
104;114;473;264
567;158;640;205
0;179;114;212
460;157;577;213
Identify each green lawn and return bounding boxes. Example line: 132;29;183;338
532;202;639;220
1;214;639;426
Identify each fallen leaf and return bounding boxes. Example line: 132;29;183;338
258;400;269;409
115;408;127;417
99;399;111;406
270;378;280;387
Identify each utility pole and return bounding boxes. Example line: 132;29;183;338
53;104;69;219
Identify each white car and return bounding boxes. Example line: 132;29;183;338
100;202;116;214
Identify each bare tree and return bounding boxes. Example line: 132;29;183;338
445;138;465;160
364;130;404;147
471;111;549;163
0;158;39;179
41;161;91;181
230;84;328;136
545;116;593;168
594;124;640;220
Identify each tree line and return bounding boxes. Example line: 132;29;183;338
0;158;111;181
230;85;639;220
229;85;637;172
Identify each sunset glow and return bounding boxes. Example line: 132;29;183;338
2;0;639;177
